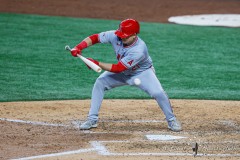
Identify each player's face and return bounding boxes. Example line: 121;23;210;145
121;34;137;46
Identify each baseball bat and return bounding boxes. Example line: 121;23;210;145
65;45;102;73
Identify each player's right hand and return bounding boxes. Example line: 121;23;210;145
71;47;81;57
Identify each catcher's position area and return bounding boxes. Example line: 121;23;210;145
0;99;239;160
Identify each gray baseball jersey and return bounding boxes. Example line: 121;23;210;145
99;30;153;75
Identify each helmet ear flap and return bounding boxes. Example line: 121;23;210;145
134;20;140;34
115;19;140;38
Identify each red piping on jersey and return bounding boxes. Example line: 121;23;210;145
110;61;127;73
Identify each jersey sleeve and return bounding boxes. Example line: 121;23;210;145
98;30;116;44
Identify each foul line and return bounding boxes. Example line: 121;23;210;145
0;118;69;127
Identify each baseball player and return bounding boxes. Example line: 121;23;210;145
70;19;182;132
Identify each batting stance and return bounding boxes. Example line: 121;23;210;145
70;19;182;132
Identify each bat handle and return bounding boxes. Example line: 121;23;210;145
65;45;72;51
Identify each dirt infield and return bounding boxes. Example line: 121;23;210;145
0;100;240;159
1;0;240;159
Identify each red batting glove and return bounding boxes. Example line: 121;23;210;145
71;41;88;57
86;58;99;69
70;47;81;57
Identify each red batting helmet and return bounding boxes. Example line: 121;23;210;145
115;19;140;39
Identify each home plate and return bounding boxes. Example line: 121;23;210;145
146;135;186;141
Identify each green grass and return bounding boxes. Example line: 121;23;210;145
0;13;240;101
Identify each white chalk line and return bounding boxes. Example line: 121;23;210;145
91;140;240;145
0;118;165;127
15;140;240;159
11;148;95;160
218;120;240;130
2;118;239;129
0;118;69;127
91;141;240;157
1;118;240;135
12;142;109;160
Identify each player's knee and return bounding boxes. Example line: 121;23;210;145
94;77;105;87
94;77;109;91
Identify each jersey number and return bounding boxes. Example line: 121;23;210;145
132;65;140;71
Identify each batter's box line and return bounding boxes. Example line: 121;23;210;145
72;119;166;124
2;118;240;135
12;140;240;159
91;141;240;157
0;118;166;125
2;117;238;126
218;120;240;130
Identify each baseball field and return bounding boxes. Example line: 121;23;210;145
0;0;240;160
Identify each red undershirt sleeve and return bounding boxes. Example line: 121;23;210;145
89;34;100;45
76;34;99;50
110;61;128;73
76;41;88;50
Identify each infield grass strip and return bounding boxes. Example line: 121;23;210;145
0;13;239;101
